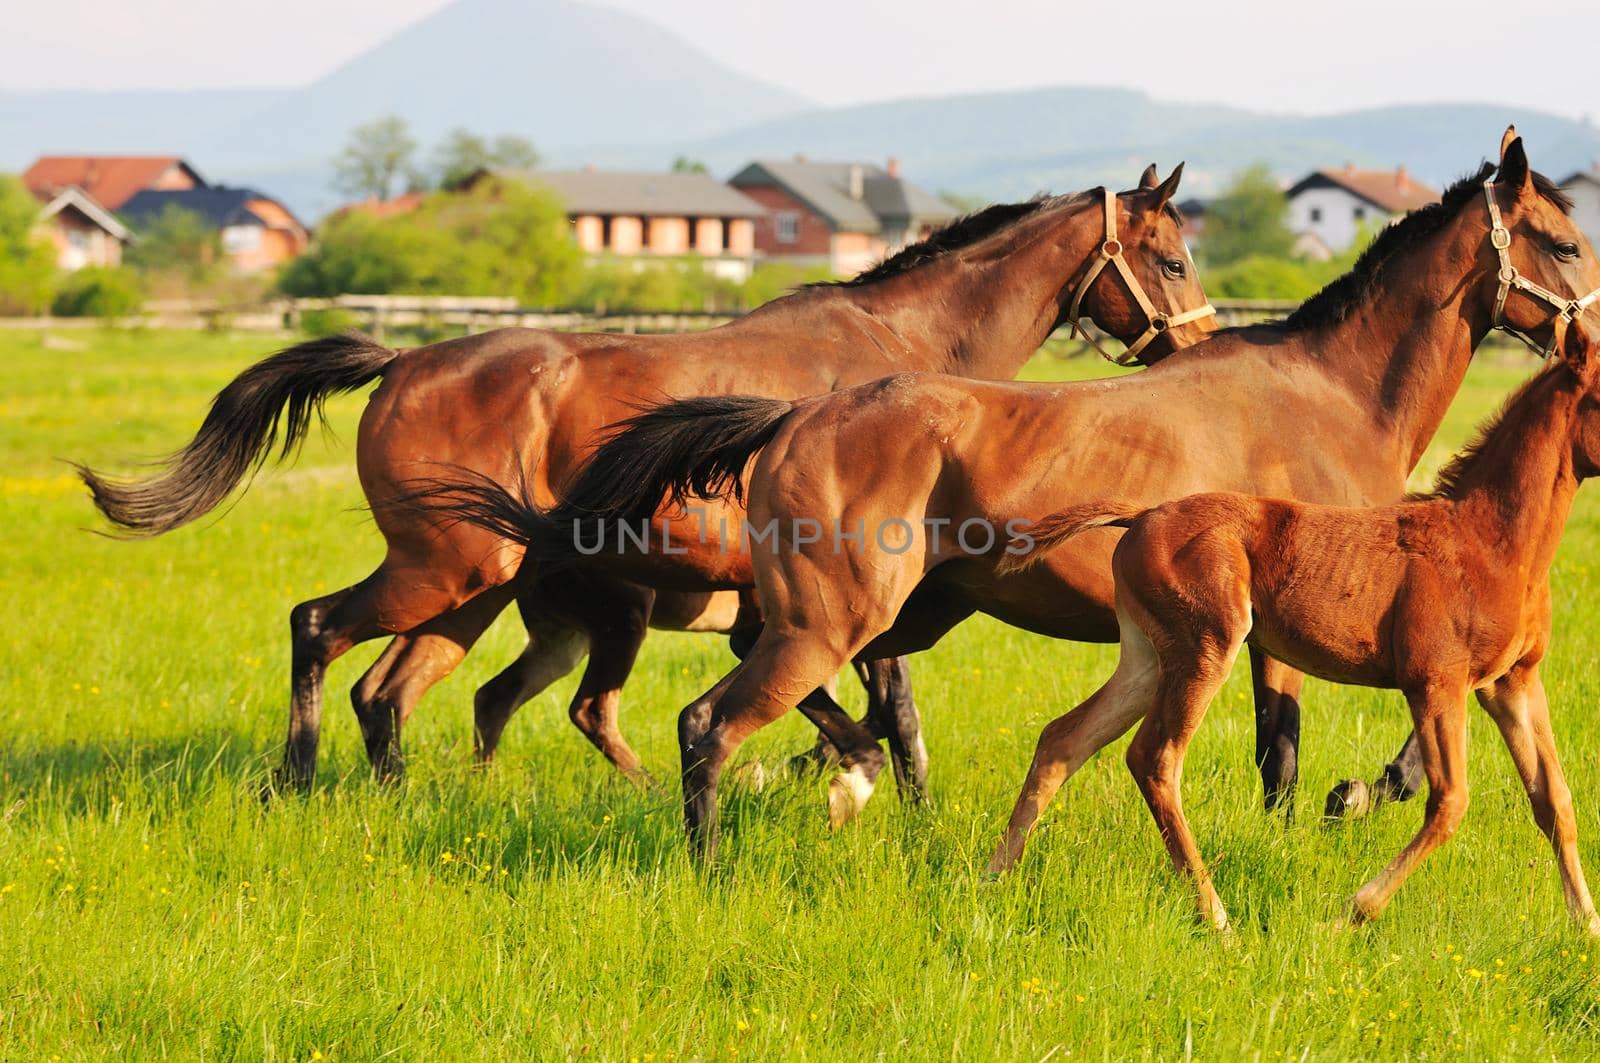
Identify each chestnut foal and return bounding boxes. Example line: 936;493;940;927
991;316;1600;933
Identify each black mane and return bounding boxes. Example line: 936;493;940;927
814;196;1058;289
1279;164;1573;332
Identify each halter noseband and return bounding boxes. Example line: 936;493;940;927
1066;187;1217;366
1482;178;1600;357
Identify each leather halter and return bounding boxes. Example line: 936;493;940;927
1482;178;1600;357
1065;187;1217;366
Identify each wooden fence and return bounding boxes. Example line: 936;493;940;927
0;294;1297;338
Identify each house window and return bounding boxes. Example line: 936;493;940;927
1308;207;1323;223
600;215;613;248
222;225;262;253
640;216;652;250
775;212;799;244
721;218;733;252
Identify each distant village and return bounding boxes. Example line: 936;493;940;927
18;148;1600;300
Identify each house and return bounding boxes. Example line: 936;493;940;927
22;155;204;211
1285;164;1439;253
519;169;765;281
33;187;131;270
1175;197;1207;248
329;192;428;222
728;157;960;275
120;187;309;273
1560;167;1600;256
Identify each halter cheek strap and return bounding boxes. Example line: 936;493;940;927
1482;179;1600;357
1066;188;1216;366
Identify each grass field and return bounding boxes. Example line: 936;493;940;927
6;328;1600;1059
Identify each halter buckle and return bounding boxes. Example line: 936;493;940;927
1498;265;1518;284
1489;226;1512;251
1149;315;1169;332
1100;238;1122;259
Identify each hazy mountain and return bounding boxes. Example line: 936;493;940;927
3;4;1597;223
0;0;811;217
190;0;810;171
572;88;1600;200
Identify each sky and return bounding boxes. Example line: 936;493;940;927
3;0;1596;121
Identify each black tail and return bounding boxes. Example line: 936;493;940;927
78;332;398;537
404;395;796;558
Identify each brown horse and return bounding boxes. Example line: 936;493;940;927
416;135;1600;856
990;313;1600;932
79;167;1211;795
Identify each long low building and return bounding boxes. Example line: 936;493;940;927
518;169;765;280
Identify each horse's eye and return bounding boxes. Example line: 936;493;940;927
1163;259;1186;278
1557;242;1581;259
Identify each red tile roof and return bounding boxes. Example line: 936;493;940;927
21;155;203;210
1290;165;1439;214
330;193;427;221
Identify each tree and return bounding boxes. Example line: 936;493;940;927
334;116;419;202
670;156;709;175
433;129;542;190
0;174;58;315
1198;164;1295;266
124;204;219;280
280;178;581;306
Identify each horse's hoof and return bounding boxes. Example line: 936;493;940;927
1324;779;1370;822
825;763;876;829
730;759;768;792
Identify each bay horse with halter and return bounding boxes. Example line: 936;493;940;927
992;312;1600;933
413;133;1600;857
78;167;1212;796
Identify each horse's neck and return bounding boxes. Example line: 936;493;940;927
853;208;1090;380
1454;376;1583;578
1302;231;1492;476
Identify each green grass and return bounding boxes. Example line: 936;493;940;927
4;328;1600;1059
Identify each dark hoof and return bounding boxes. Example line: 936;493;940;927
1323;778;1370;822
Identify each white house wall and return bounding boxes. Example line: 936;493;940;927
1568;182;1600;258
1286;187;1391;253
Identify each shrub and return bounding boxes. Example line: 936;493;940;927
50;266;143;319
280;179;581;306
0;174;57;315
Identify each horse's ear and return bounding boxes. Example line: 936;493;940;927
1560;317;1598;379
1150;163;1184;212
1497;136;1533;198
1499;125;1519;162
1138;164;1160;190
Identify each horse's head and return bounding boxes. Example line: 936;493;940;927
1556;317;1600;479
1065;163;1215;366
1480;129;1600;356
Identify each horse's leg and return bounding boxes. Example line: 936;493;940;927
272;564;459;793
682;623;864;859
728;622;851;778
1325;730;1425;821
1347;681;1469;925
559;583;655;785
791;684;887;828
1127;628;1245;932
1250;649;1303;813
861;656;928;802
348;584;515;780
988;616;1160;873
1478;665;1600;935
473;606;589;763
